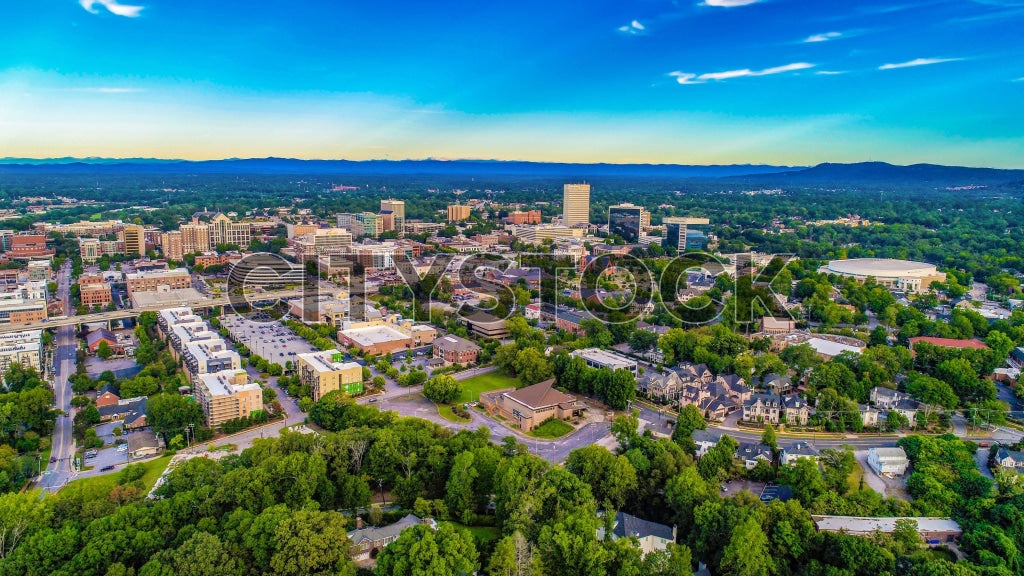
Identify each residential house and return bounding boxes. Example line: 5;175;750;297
760;374;793;394
640;371;683;402
97;396;147;426
597;511;676;556
347;514;433;562
868;447;910;476
781;441;820;466
742;393;810;425
676;362;714;383
95;384;120;409
736;442;773;469
692;429;724;458
996;447;1024;471
860;405;880;427
128;430;164;459
86;329;121;355
869;386;907;410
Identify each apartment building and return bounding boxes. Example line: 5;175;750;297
208;213;251;247
194;369;264;427
0;330;43;380
126;268;192;296
296;350;364;401
0;292;47;325
122;225;145;257
180;219;211;254
447;203;471;222
160;231;184;262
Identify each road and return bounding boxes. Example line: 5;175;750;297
37;262;76;492
0;287;307;335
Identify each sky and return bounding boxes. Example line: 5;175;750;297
1;0;1023;167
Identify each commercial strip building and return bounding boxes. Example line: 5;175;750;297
811;516;961;544
821;258;946;293
126;268;192;297
193;369;264;427
296;349;364;401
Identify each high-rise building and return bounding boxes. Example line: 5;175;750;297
208;213;251;248
380;199;405;233
447;203;471;222
180;219;211;255
122;225;145;257
296;350;364;401
79;238;101;263
663;217;710;252
608;203;650;243
160;231;184;262
354;212;380;238
562;183;591;227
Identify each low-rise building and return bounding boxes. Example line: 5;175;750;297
126;268;192;296
811;516;961;544
347;514;432;562
736;442;773;469
742;393;810;425
296;349;364;401
194;369;264;427
0;329;43;380
432;334;481;365
996;447;1024;471
570;347;638;377
481;378;582;431
596;511;676;556
781;441;820;466
338;314;437;355
868;446;910;476
461;310;509;339
0;292;46;325
128;430;164;459
80;282;113;308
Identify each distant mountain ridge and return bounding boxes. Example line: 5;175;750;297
0;157;1020;184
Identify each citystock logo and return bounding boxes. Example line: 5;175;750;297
225;250;799;328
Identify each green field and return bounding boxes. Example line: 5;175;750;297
64;454;173;495
448;522;501;546
456;372;521;403
528;418;574;439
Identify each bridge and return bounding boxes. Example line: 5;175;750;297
0;288;307;335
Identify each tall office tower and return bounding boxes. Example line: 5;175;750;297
160;231;184;262
122;225;145;257
208;213;251;247
181;219;212;254
355;212;380;238
608;203;650;243
562;183;591;227
380;199;405;234
663;217;711;252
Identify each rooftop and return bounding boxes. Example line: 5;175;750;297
505;378;576;410
298;349;361;373
340;324;410;346
812;516;961;534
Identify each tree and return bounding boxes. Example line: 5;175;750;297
720;516;772;576
565;445;637;510
761;424;778;455
446;451;480;523
515;348;553;386
146;393;203;438
672;404;706;454
375;523;478;576
642;543;694;576
96;340;113;360
488;531;542;576
423;375;462;404
628;330;658;354
601;368;636;411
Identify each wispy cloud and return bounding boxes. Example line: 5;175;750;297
670;62;815;84
79;87;144;93
1014;77;1024;82
816;70;846;75
617;20;645;35
701;0;764;6
79;0;144;18
878;57;963;70
805;31;842;43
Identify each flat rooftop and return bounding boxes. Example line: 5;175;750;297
571;347;637;369
341;324;410;346
812;516;961;534
298;350;361;373
131;287;206;309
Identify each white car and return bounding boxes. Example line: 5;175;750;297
116;444;128;453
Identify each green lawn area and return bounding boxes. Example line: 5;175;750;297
847;459;865;493
448;522;501;546
63;454;173;495
438;404;471;423
528;418;574;439
456;372;521;403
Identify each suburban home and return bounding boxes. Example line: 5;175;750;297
97;396;147;426
868;446;910;476
860;405;880;427
480;379;582;431
996;447;1024;471
639;371;683;402
128;430;164;459
891;398;921;421
597;511;676;556
736;442;773;469
676;362;714;383
692;429;724;457
869;386;908;410
781;441;820;466
86;328;121;355
760;374;793;394
742;393;810;426
677;372;751;421
347;514;434;561
431;334;481;366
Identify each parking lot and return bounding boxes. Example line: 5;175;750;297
220;315;318;366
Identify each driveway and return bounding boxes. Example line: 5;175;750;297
975;448;994;479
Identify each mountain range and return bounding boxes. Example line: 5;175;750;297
0;157;1021;185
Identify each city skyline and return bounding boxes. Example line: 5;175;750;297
1;1;1023;167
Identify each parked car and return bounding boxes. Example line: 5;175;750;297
117;444;128;453
100;465;115;472
84;450;98;459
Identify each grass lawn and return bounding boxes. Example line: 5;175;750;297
847;460;865;493
456;372;522;404
528;419;574;439
448;522;501;545
64;454;173;495
438;404;471;423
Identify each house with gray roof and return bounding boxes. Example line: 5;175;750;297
347;514;433;561
996;447;1024;471
781;441;820;466
597;511;676;556
736;442;773;469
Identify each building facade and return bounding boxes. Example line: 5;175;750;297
562;183;591;227
296;350;364;401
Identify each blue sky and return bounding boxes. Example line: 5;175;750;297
1;0;1022;166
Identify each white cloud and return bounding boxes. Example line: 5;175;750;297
79;0;144;18
79;87;144;93
670;62;814;84
815;70;846;75
878;57;963;70
804;31;842;43
1013;77;1024;82
617;20;645;34
701;0;764;6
